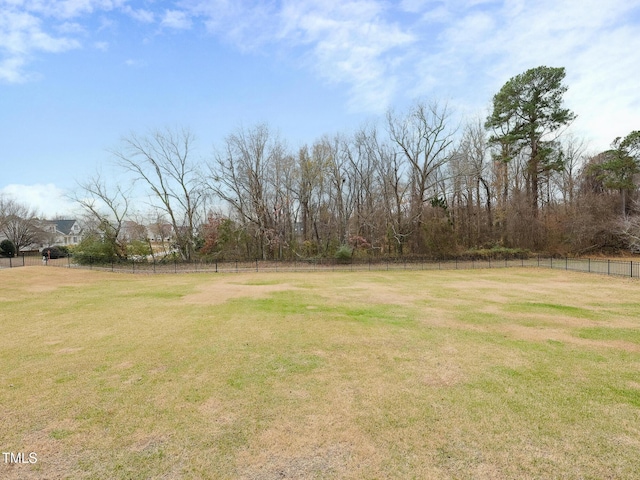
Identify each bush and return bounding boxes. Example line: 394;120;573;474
42;246;69;259
459;246;531;261
0;239;16;257
335;245;353;264
73;235;119;264
126;240;152;259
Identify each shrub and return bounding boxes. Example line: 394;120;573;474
335;245;353;264
73;235;119;264
460;246;531;261
0;239;16;257
42;246;68;259
126;240;152;259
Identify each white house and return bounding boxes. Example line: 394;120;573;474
40;219;84;247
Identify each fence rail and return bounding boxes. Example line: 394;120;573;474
1;254;639;278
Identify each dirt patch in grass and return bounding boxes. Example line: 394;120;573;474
327;280;419;307
3;266;102;293
182;281;300;305
237;443;352;480
496;324;640;353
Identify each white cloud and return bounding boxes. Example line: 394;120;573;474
281;1;415;111
0;0;637;151
0;184;79;218
24;0;126;20
0;8;81;81
55;21;86;34
183;0;416;111
94;40;108;50
124;58;146;67
0;0;155;82
0;56;28;82
122;5;154;23
341;0;633;151
161;9;192;30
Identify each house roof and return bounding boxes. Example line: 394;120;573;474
53;219;78;235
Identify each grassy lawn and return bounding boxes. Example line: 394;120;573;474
1;266;640;479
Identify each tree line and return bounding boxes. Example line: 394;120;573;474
2;66;638;261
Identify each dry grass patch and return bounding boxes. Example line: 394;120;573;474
1;266;640;479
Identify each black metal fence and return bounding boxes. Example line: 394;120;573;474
2;254;639;278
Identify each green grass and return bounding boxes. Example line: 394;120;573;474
576;327;640;344
1;267;640;479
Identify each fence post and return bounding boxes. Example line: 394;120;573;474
455;258;458;269
133;260;135;273
588;258;590;273
235;260;238;273
174;258;177;274
256;258;259;272
537;255;540;267
215;260;218;273
551;257;553;269
22;254;25;266
565;256;568;270
631;261;633;278
608;259;610;276
9;256;12;268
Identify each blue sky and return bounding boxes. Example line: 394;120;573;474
1;0;639;217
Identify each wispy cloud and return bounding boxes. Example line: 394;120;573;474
124;58;146;67
122;5;154;24
94;40;108;51
1;0;638;150
161;9;192;30
0;8;80;82
0;183;79;218
0;0;154;82
277;1;415;112
418;0;640;149
181;0;416;111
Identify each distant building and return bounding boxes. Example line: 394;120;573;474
147;222;174;243
121;220;149;242
40;219;84;247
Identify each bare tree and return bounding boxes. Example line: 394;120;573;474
73;174;131;259
451;119;493;245
208;123;287;259
0;196;45;256
112;127;203;261
387;101;456;251
617;209;640;253
551;135;587;212
346;126;384;249
295;144;323;245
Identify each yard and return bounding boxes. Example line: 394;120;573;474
1;267;639;479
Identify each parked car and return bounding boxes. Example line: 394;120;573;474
42;246;68;259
